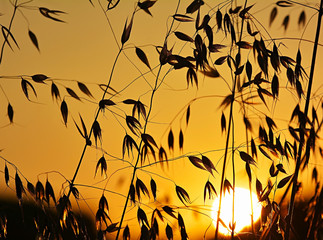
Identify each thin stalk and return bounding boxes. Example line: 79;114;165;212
0;0;18;64
261;131;322;240
246;131;255;238
231;117;235;240
67;48;123;199
114;66;162;240
215;0;248;238
287;0;318;11
240;76;255;236
285;1;323;239
249;180;254;237
307;186;323;239
115;1;181;237
262;110;323;237
215;72;235;239
241;71;255;238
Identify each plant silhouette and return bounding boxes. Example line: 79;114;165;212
0;0;322;239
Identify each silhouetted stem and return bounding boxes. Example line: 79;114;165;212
246;129;255;238
215;89;233;238
249;180;254;236
118;47;163;240
261;95;323;240
285;1;323;239
0;0;18;65
240;62;255;238
215;1;248;238
114;66;162;240
240;84;255;237
287;0;318;11
115;2;181;238
67;48;123;199
307;186;323;239
231;118;235;240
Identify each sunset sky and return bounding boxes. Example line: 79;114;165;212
0;0;322;238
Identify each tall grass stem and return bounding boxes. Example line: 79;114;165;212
285;1;323;239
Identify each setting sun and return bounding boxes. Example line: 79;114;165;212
211;187;262;235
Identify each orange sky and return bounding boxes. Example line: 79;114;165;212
0;0;322;238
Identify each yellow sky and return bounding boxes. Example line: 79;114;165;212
0;0;322;238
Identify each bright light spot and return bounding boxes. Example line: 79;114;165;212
211;187;262;235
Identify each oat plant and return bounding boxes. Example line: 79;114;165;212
0;0;323;240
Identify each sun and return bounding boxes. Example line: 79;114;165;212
211;187;262;235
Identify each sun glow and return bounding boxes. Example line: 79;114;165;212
211;187;262;235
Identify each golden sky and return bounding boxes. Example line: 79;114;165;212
0;0;322;238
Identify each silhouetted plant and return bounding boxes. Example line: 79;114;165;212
0;0;323;239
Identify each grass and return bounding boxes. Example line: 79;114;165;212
0;0;322;239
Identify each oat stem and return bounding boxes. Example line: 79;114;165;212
285;1;323;239
215;0;248;238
